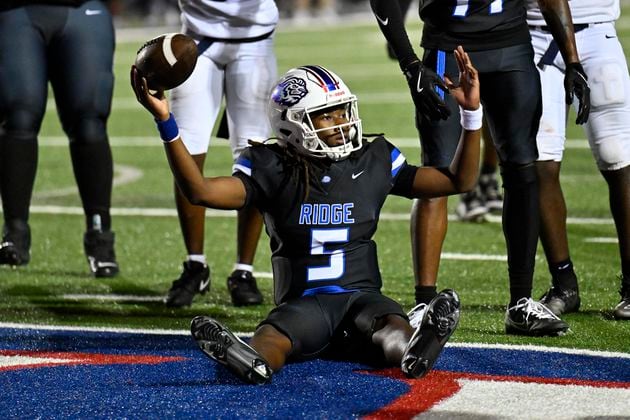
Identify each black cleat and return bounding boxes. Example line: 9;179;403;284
401;289;460;379
455;185;488;222
539;286;581;316
0;221;31;266
479;173;503;214
165;261;210;307
613;282;630;320
505;297;569;336
227;270;263;306
191;316;272;384
84;230;119;278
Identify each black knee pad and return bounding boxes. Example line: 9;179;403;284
3;108;41;141
66;116;108;144
501;163;537;189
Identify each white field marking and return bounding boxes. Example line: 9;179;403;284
442;252;506;261
584;237;619;243
38;135;591;150
420;380;630;419
0;355;74;367
32;164;142;199
2;322;629;359
62;294;165;302
10;206;614;226
0;322;251;337
447;341;630;360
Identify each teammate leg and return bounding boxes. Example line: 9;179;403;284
412;49;463;306
601;166;630;319
579;23;630;319
224;38;277;306
479;45;568;335
52;1;118;277
0;7;49;266
533;55;580;315
167;48;223;306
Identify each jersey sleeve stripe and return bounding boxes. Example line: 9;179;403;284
391;148;406;177
233;156;252;176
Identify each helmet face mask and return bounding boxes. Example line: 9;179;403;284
268;65;363;161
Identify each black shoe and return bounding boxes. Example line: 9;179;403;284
479;173;503;214
84;230;119;278
0;221;31;266
613;282;630;320
455;185;488;222
401;289;460;379
227;270;263;306
165;261;210;307
191;316;272;384
540;286;581;316
505;297;569;336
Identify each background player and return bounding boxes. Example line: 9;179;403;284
164;0;278;307
370;0;590;336
131;48;480;383
0;0;118;277
528;0;630;319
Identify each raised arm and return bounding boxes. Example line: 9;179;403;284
130;66;247;210
410;46;481;198
537;0;590;124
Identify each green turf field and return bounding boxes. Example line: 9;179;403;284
1;13;629;352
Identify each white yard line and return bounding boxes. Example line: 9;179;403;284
584;237;619;243
39;135;592;150
1;322;629;359
21;205;614;225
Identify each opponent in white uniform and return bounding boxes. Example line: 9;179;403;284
528;0;630;319
165;0;279;308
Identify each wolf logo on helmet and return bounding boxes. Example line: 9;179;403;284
271;77;308;106
268;65;363;161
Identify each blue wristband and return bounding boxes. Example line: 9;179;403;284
156;113;179;143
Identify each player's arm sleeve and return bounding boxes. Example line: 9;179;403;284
232;146;283;209
383;139;419;198
369;0;418;68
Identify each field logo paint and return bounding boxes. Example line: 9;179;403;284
1;327;628;418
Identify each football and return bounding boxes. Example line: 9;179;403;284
134;33;198;91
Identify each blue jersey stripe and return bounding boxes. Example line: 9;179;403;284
436;50;446;100
391;147;405;177
302;285;356;296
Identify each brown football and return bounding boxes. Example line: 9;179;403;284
134;33;198;90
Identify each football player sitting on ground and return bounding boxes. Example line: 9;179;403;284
131;47;481;384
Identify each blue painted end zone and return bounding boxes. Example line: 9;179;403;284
1;327;628;418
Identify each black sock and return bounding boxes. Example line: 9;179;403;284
415;285;437;305
0;135;38;222
70;141;113;231
621;260;630;284
549;258;578;290
501;164;538;307
509;282;531;307
480;163;496;176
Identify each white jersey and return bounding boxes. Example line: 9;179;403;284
526;0;620;26
178;0;278;40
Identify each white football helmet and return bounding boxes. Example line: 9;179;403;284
268;65;362;161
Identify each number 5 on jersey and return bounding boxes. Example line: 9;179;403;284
307;228;349;282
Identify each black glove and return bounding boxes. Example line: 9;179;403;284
564;62;590;124
402;59;451;121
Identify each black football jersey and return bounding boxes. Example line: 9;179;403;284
419;0;531;51
234;138;417;305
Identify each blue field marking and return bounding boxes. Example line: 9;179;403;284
1;327;628;418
